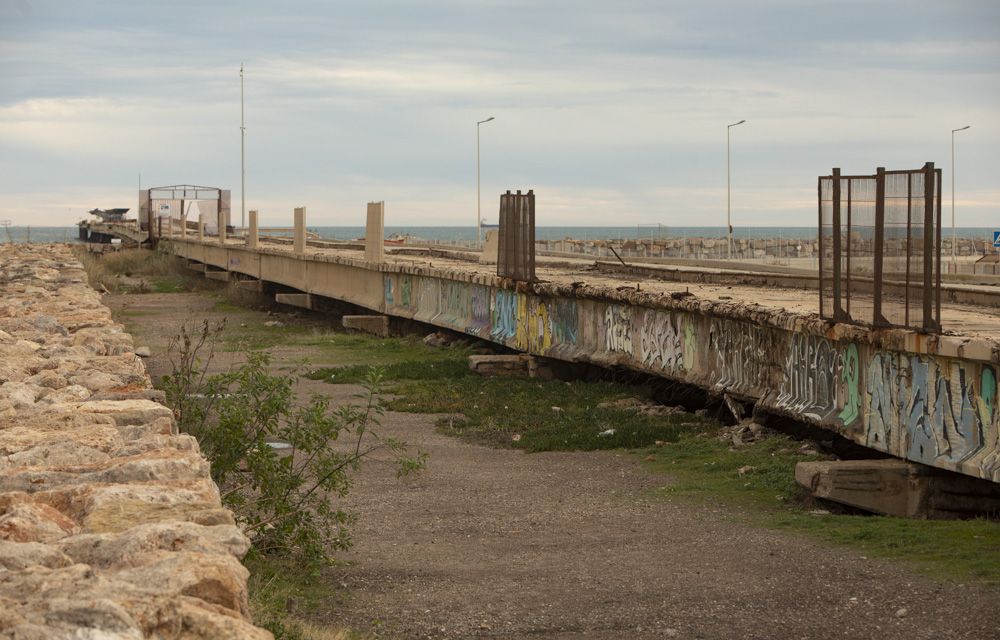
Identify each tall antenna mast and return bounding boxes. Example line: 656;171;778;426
240;63;246;230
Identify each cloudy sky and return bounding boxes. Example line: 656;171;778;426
1;0;997;228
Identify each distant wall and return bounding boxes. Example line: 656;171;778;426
169;238;1000;483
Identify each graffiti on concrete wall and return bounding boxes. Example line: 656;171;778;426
550;299;578;346
708;319;775;395
638;309;684;373
470;285;491;333
384;276;394;307
604;305;634;355
863;352;1000;479
515;297;551;353
491;289;518;342
776;334;842;421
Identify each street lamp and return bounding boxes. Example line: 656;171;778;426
951;125;970;271
727;119;746;259
476;116;495;247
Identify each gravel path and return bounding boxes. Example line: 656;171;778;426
112;293;1000;640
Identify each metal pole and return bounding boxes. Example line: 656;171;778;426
951;125;970;273
726;119;746;259
476;116;494;247
240;64;246;230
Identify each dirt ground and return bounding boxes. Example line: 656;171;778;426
110;292;1000;640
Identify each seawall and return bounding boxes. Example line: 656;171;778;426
0;244;270;639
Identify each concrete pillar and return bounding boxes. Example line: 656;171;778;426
217;208;227;245
365;201;385;263
180;211;187;239
293;206;306;255
479;229;499;264
166;215;174;238
247;209;259;249
198;214;205;242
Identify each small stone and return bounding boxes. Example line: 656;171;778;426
737;465;755;476
134;346;151;358
644;455;656;462
895;607;908;618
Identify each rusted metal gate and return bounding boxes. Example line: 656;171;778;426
819;163;942;332
498;190;536;282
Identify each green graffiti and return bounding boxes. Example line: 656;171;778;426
838;343;860;424
979;366;996;426
683;320;696;371
400;277;412;308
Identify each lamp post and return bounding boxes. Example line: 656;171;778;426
727;119;746;259
240;63;246;230
951;125;970;272
476;116;495;247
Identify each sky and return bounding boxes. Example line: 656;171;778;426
0;0;998;228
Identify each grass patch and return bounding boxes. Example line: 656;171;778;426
390;373;711;451
246;554;366;640
644;435;1000;588
73;246;216;294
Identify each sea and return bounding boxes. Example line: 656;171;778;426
4;225;999;244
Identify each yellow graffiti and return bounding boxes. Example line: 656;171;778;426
514;296;552;354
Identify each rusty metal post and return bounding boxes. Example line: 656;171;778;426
935;167;943;329
922;162;935;330
873;167;886;326
831;169;843;320
817;176;824;317
905;172;912;327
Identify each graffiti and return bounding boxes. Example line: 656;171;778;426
864;352;899;452
439;282;469;323
776;334;840;421
400;277;412;308
639;310;683;372
550;299;578;346
683;319;697;372
383;277;394;306
838;344;860;425
516;299;551;353
708;319;773;394
491;289;518;342
604;305;633;355
470;286;490;331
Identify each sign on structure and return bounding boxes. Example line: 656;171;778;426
993;231;1000;248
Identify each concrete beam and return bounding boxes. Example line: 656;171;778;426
198;214;205;242
205;269;232;282
234;278;263;292
343;314;389;337
186;261;207;273
796;459;1000;518
275;293;313;309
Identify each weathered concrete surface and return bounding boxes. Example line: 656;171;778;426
165;237;1000;484
0;244;270;639
796;460;1000;518
342;315;389;337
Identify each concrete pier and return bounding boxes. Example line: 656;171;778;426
164;234;1000;485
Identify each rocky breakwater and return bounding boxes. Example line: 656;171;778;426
0;245;270;639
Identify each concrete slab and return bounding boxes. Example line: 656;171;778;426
234;278;263;292
204;269;231;282
275;293;313;309
343;314;390;337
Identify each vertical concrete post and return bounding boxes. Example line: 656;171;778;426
198;214;205;242
294;206;306;255
217;207;227;245
248;209;259;249
365;201;385;263
180;210;187;239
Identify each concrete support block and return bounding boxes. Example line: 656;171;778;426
796;459;1000;518
186;261;207;273
275;293;312;309
247;209;259;249
468;354;551;379
234;278;263;292
294;207;306;255
218;208;227;244
198;214;205;242
480;229;499;265
205;269;231;282
342;314;390;337
365;201;385;264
